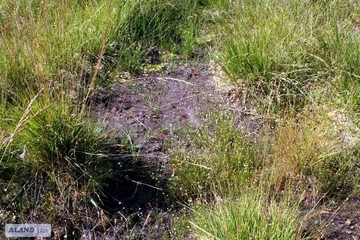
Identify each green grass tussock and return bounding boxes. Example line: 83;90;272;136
0;96;113;235
0;0;204;100
191;192;300;240
216;0;360;109
109;0;201;57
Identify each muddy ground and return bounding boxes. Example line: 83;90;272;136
302;198;360;240
89;58;360;239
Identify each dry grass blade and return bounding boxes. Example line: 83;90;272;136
130;76;195;86
189;221;221;240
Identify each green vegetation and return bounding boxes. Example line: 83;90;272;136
217;0;360;110
0;0;206;237
190;192;300;239
1;0;360;239
169;113;261;202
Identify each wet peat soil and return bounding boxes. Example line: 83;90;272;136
90;59;360;239
91;61;233;239
301;198;360;240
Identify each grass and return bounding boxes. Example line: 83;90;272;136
190;191;300;240
0;0;202;101
167;100;360;239
215;0;360;110
1;0;360;238
0;94;114;237
168;1;360;238
0;0;207;237
168;113;261;202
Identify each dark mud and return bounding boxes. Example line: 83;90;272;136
91;61;225;239
88;59;264;238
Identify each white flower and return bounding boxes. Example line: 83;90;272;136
19;145;26;159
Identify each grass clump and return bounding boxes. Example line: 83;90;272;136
0;0;205;102
109;0;202;69
214;0;360;109
166;114;302;239
190;191;300;240
317;146;360;200
0;0;112;101
169;100;360;238
0;94;114;237
265;102;360;203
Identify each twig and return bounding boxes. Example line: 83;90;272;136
130;76;195;86
141;210;152;234
189;221;220;240
181;161;213;170
124;176;163;191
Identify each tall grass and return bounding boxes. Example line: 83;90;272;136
0;0;204;102
0;0;111;104
191;191;301;240
170;0;360;238
0;0;206;237
215;0;360;109
0;92;114;237
266;104;360;201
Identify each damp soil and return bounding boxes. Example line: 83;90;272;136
88;59;262;239
302;198;360;240
88;58;360;239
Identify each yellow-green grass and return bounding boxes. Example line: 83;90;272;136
0;0;206;237
214;0;360;110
